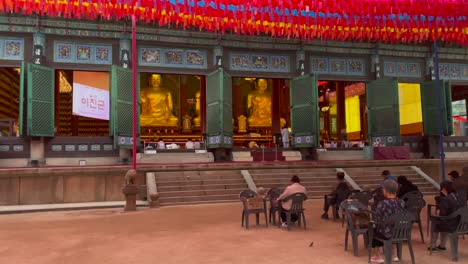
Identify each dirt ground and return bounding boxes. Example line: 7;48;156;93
0;200;466;264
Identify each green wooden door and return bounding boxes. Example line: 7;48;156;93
110;65;139;148
366;78;401;146
421;80;453;136
19;62;25;136
445;81;454;135
290;74;319;148
206;69;232;148
19;63;55;137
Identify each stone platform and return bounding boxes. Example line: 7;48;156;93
136;151;214;164
0;159;466;207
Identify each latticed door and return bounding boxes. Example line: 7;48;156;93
290;74;319;148
421;80;454;136
366;78;401;146
19;62;25;136
110;65;140;148
19;63;55;137
206;69;233;148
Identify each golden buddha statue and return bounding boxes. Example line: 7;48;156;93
193;91;201;127
247;78;272;127
140;74;179;127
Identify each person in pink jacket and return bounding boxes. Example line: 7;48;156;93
277;175;307;227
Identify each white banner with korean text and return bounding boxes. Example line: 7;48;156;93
72;82;109;120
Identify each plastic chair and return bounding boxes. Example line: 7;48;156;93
340;199;372;256
368;210;416;264
455;190;467;206
430;206;468;261
278;192;307;231
350;191;372;208
401;191;426;243
240;190;268;229
266;187;282;225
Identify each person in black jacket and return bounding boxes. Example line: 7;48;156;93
397;176;419;198
428;181;462;252
321;172;351;220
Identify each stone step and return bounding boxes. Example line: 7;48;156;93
159;188;247;198
157;183;248;192
282;151;302;161
252;175;336;180
318;151;364;161
155;170;243;177
352;178;429;184
159;200;239;206
254;180;338;187
254;185;335;192
156;176;244;183
250;173;337;178
249;169;337;174
155;173;243;180
156;179;247;187
345;167;413;173
159;194;241;204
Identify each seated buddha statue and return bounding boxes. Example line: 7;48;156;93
192;91;201;127
247;78;272;127
140;74;179;127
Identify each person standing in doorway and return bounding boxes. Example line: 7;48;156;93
281;125;290;148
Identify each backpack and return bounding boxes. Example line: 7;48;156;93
350;211;371;229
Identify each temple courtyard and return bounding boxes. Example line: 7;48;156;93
0;199;466;264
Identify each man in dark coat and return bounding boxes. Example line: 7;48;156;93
321;172;351;220
429;181;463;252
449;170;468;197
397;176;419;198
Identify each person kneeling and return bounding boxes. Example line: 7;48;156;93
277;175;307;228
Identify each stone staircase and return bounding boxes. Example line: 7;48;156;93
345;166;439;195
249;168;350;198
154;170;247;206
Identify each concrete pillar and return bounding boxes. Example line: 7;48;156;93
119;149;131;164
30;138;44;165
272;79;281;135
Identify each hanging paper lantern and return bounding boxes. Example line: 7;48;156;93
0;0;467;45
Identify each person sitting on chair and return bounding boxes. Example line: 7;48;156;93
371;180;405;263
277;175;306;228
321;172;350;220
428;181;462;252
381;170;396;185
448;170;468;196
397;176;419;198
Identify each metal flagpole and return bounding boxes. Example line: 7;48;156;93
132;15;137;170
433;41;446;181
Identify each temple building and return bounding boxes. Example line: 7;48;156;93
0;1;467;165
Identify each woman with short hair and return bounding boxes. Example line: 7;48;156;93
371;180;405;263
